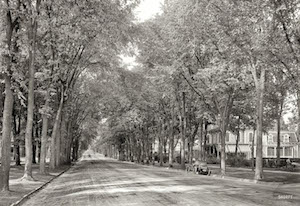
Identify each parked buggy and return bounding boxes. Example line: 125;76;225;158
291;161;300;171
193;160;211;175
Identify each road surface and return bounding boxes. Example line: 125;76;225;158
23;152;299;206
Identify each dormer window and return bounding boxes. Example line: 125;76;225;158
268;134;273;143
283;134;289;143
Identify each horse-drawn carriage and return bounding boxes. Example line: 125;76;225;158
186;160;211;175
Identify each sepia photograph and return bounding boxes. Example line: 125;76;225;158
0;0;300;205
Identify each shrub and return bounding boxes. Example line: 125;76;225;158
206;155;220;164
226;153;249;167
262;158;287;168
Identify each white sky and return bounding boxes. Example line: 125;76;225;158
120;55;138;70
134;0;164;22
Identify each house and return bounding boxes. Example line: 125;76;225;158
206;127;300;159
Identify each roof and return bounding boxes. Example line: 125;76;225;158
267;131;298;143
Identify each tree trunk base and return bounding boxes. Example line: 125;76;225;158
254;172;263;180
20;174;35;182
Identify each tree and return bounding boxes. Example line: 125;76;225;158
21;0;41;181
0;0;20;192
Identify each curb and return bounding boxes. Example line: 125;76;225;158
10;165;72;206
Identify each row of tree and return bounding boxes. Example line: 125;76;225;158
96;0;300;181
0;0;139;192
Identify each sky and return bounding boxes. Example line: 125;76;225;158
134;0;164;22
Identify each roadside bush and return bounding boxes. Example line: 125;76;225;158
263;158;287;168
277;159;287;167
206;155;220;164
226;153;249;167
175;155;181;163
263;159;276;168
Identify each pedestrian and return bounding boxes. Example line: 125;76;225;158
193;159;200;174
286;158;291;168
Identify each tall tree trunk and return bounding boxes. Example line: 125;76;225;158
40;116;49;173
50;87;64;169
203;121;208;161
32;140;36;164
181;92;187;169
159;121;164;166
59;116;66;164
23;35;35;179
276;113;281;167
168;109;175;167
23;0;41;180
1;3;18;191
163;137;167;163
149;136;153;164
13;106;21;166
145;125;150;164
0;75;14;192
23;50;35;179
220;123;227;176
252;128;255;172
220;94;234;176
235;116;240;157
55;117;62;166
66;121;73;164
189;122;200;163
168;135;174;167
32;120;38;164
198;119;203;161
72;138;79;161
276;99;284;167
254;68;265;180
39;93;50;173
14;142;21;166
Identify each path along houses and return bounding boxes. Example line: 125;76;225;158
196;127;300;159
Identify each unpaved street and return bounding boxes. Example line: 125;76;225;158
22;153;299;206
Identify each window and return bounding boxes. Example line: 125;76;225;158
285;147;293;157
249;133;253;143
268;134;273;143
267;147;275;157
283;134;290;143
277;147;283;156
226;133;230;142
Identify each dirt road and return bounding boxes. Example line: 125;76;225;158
22;152;299;206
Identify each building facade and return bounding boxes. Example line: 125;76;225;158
207;129;300;159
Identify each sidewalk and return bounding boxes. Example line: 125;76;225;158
207;164;300;184
0;163;70;206
209;164;300;174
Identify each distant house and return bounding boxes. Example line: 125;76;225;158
205;127;300;159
